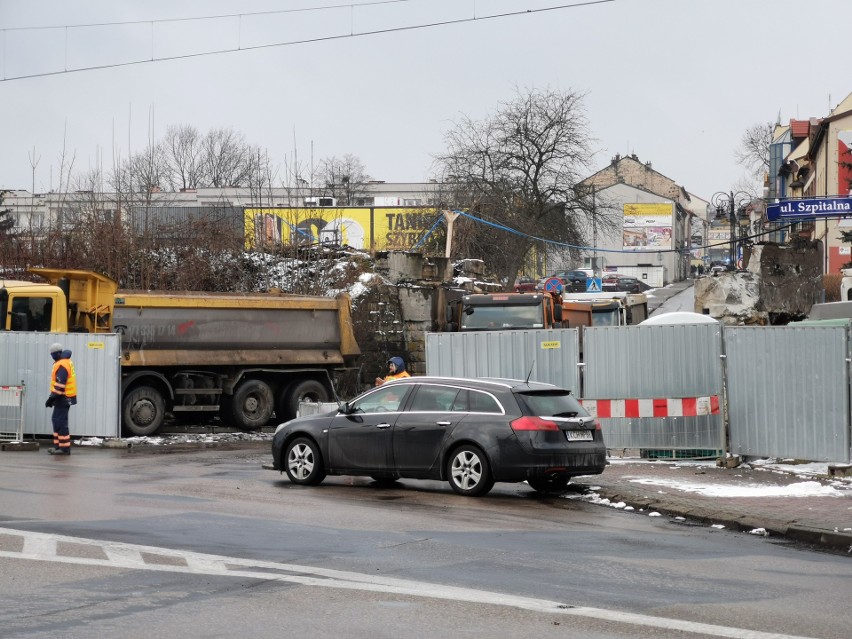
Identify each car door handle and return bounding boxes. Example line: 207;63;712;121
376;423;391;429
436;421;451;426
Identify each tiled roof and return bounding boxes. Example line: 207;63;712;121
790;119;810;138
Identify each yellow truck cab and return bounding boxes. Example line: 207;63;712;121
0;268;115;333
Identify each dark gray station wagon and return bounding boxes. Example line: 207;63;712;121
271;377;606;496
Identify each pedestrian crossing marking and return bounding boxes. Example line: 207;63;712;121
0;526;822;639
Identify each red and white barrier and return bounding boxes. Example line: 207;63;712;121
581;396;720;418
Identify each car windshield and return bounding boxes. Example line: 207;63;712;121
461;304;544;329
517;390;588;417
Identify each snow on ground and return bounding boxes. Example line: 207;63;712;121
627;476;845;498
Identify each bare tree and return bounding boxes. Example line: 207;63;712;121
315;154;372;205
162;124;204;191
434;86;601;286
201;127;252;187
112;144;167;201
735;122;774;180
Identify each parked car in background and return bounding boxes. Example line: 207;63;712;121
601;273;644;293
536;269;589;293
513;276;537;292
271;376;606;496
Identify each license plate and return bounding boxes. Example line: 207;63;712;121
565;430;593;442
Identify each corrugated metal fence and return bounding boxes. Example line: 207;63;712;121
425;329;581;393
426;323;851;463
583;323;725;454
725;325;851;462
0;333;121;438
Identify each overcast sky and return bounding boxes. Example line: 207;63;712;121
1;0;850;201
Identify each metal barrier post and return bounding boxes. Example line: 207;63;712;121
0;382;26;445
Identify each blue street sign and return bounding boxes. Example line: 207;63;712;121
586;278;602;293
767;197;852;221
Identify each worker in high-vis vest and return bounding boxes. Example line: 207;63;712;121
374;356;411;386
45;342;77;455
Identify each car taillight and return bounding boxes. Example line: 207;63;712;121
594;419;601;430
511;416;560;431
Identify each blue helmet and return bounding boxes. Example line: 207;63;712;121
388;356;406;372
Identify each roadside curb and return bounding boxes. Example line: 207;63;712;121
589;484;852;554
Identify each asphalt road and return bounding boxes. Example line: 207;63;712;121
0;445;849;639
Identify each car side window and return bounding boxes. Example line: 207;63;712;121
351;385;408;413
409;385;459;412
468;390;501;413
450;390;469;412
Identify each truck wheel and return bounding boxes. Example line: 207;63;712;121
230;379;274;431
277;380;330;422
123;386;166;437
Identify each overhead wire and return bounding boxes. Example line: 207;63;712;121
412;208;797;256
0;0;617;81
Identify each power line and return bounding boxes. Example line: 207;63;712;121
0;0;617;82
2;0;413;31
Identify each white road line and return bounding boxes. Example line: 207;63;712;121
0;526;819;639
102;544;146;566
21;533;56;557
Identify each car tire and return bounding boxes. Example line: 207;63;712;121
284;437;326;486
446;444;494;496
527;476;570;494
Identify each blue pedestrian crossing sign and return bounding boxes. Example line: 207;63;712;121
586;277;602;293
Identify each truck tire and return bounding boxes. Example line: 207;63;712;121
229;379;274;431
277;379;330;422
123;386;166;437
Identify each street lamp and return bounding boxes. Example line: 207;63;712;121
711;191;751;270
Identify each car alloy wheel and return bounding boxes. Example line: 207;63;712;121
285;437;326;486
447;445;494;496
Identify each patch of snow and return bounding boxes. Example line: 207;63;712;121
629;477;845;498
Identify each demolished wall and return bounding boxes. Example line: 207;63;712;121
350;252;504;391
693;242;823;325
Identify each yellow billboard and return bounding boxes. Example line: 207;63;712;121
622;203;673;251
244;207;440;251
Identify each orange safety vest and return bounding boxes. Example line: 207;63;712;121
384;371;411;382
51;358;77;398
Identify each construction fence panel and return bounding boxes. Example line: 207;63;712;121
0;383;25;442
425;329;581;394
724;325;851;463
581;324;725;453
0;332;121;438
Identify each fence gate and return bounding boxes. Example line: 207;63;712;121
724;325;851;463
0;383;25;443
582;323;725;456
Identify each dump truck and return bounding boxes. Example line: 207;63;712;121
562;292;649;327
0;268;360;436
444;292;566;331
